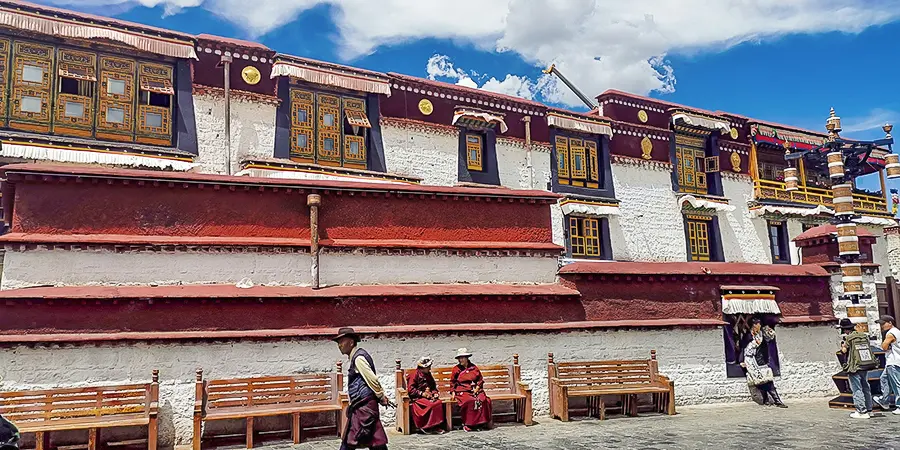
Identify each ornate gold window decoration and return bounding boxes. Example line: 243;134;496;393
568;216;602;258
555;134;601;188
465;133;483;171
686;214;712;262
288;87;369;170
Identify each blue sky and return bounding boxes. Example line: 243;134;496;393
42;0;900;190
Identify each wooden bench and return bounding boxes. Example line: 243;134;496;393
394;354;532;435
548;350;675;421
0;370;159;450
192;364;347;450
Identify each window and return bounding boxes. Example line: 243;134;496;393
289;88;369;169
466;133;484;171
555;135;602;188
724;314;781;378
767;220;789;263
566;216;609;259
686;215;712;261
2;39;175;144
760;162;786;182
675;133;710;194
801;222;818;232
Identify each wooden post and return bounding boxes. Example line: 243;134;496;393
547;352;555;418
192;369;204;450
308;194;322;289
880;169;889;212
798;158;807;187
336;361;345;437
148;370;159;450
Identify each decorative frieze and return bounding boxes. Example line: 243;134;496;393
380;116;459;137
391;82;544;117
611;154;672;171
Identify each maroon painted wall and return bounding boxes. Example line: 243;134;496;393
560;272;834;320
3;167;555;244
192;38;277;97
381;77;549;143
0;295;586;335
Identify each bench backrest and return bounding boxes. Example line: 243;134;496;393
0;371;158;424
396;355;520;397
200;364;343;411
548;350;661;388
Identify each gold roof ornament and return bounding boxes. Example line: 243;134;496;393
826;107;842;140
884;123;893;139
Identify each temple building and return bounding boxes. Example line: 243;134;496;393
0;1;897;446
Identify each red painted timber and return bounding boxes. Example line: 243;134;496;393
1;164;557;244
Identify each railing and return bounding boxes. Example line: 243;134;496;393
753;179;890;216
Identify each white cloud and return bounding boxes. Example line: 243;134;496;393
39;0;900;107
841;108;899;134
425;54;539;100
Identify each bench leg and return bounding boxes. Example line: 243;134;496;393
523;395;533;426
148;415;158;450
192;416;202;450
599;399;606;421
246;417;254;449
88;428;99;450
335;410;343;438
445;402;453;432
292;412;301;444
629;394;638;417
35;431;50;450
559;395;570;422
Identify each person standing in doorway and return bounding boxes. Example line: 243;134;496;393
335;327;389;450
839;318;878;419
873;315;900;415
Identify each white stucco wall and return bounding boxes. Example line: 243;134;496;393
192;93;276;175
719;175;770;264
496;139;551;191
887;230;900;279
0;325;839;446
859;225;889;284
607;160;685;262
1;249;558;288
381;122;458;186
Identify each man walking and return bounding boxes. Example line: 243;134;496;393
874;315;900;415
334;327;389;450
839;318;878;419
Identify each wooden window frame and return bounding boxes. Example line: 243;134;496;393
287;86;368;170
465;132;484;171
675;133;709;195
565;215;611;260
1;36;177;145
554;132;604;190
767;220;790;264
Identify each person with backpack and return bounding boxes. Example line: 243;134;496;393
838;318;878;419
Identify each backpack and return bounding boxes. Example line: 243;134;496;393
853;342;879;371
0;415;18;450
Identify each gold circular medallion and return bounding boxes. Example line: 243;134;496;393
241;66;261;85
641;137;653;159
730;151;741;172
729;127;739;139
637;110;648;123
418;99;434;115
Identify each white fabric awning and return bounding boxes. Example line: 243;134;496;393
452;109;508;133
679;194;736;212
235;167;408;185
0;142;197;171
749;204;834;218
560;200;620;216
672;113;730;133
547;113;613;138
0;7;196;59
270;61;391;96
722;294;781;315
856;216;898;226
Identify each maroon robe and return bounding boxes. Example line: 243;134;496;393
406;369;446;430
451;363;492;428
341;397;388;450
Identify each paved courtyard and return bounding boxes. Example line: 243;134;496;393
273;399;897;450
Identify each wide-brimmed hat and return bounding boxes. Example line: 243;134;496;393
417;357;433;368
455;348;473;359
837;318;855;330
333;327;360;342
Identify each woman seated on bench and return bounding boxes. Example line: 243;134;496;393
451;348;492;431
406;357;446;434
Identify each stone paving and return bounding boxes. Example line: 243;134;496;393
266;399;899;450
